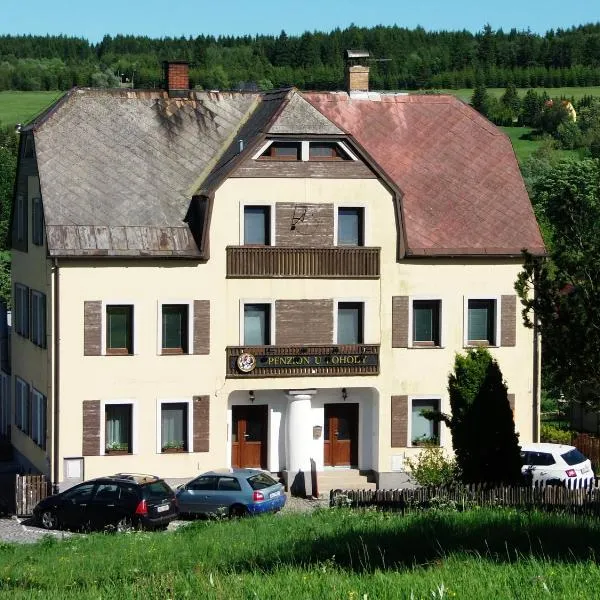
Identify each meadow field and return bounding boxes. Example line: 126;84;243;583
1;508;600;599
0;91;63;127
438;86;600;103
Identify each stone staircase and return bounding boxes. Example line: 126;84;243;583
315;469;376;498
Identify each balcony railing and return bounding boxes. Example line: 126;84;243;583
226;344;380;378
226;246;380;278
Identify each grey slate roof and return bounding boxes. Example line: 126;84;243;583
31;88;262;256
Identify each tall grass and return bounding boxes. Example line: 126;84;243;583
2;508;600;598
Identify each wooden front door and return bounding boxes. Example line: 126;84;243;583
231;405;268;469
324;403;358;467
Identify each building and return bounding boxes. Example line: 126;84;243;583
5;59;545;493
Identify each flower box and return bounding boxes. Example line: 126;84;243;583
105;448;129;455
162;447;185;454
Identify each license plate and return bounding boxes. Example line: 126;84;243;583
269;490;281;499
156;504;169;513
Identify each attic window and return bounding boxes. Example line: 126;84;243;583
309;142;350;161
260;142;300;161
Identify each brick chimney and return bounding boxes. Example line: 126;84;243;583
163;61;189;97
345;50;370;94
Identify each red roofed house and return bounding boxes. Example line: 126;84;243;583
4;54;545;494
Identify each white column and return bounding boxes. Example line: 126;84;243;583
285;392;314;473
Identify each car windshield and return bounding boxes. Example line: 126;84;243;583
247;473;278;490
561;448;587;466
142;480;173;500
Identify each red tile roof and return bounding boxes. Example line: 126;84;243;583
302;92;546;256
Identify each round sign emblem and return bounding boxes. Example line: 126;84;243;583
237;352;256;373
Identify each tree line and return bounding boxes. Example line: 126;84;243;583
0;22;600;91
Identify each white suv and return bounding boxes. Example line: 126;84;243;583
520;442;594;487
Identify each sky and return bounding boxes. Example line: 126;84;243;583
1;0;599;42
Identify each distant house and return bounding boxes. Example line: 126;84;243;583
545;99;577;122
4;56;545;493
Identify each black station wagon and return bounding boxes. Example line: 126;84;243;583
33;473;178;531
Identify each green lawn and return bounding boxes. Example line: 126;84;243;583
0;91;63;127
2;508;600;599
438;86;600;103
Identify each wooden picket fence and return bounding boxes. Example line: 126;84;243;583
0;474;52;517
330;479;600;515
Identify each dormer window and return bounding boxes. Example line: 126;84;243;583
309;142;350;161
260;142;300;161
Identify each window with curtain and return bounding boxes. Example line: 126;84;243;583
106;305;133;355
413;300;441;346
244;303;271;345
105;404;132;452
337;207;364;246
337;302;364;344
161;403;188;451
244;206;271;245
411;399;440;446
162;304;188;354
468;299;496;345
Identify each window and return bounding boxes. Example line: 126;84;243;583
309;142;349;161
337;302;364;344
161;402;188;452
31;389;46;449
244;303;271;345
31;197;43;246
524;451;556;467
105;404;132;454
337;207;364;246
16;194;26;242
30;291;46;348
62;483;94;503
412;300;441;346
217;477;242;491
244;206;271;245
467;299;497;346
259;142;300;160
23;136;34;159
15;377;30;434
14;284;29;338
411;398;440;446
106;305;133;355
188;476;218;491
161;304;189;354
0;373;10;437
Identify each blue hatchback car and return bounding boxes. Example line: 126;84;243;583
176;469;286;517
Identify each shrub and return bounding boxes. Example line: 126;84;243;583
540;423;572;444
404;446;459;487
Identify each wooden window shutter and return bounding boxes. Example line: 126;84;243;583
500;295;517;347
391;395;408;447
84;301;102;356
193;300;210;355
193;395;210;452
392;296;409;348
508;393;515;415
82;400;101;456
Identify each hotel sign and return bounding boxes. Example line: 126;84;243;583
226;345;380;378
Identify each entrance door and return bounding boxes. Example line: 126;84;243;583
324;403;358;467
231;405;268;469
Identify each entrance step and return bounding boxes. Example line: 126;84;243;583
316;469;375;498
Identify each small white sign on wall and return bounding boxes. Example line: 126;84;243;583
64;457;83;480
391;454;405;472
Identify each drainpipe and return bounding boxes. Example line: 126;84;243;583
532;258;541;443
52;258;60;493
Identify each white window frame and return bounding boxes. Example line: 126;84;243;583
15;376;29;433
156;398;193;454
30;290;46;348
463;295;501;348
239;201;276;246
252;139;358;162
30;388;46;448
333;298;368;345
101;300;137;356
408;395;443;448
14;283;29;338
408;296;445;348
239;299;276;346
157;300;194;355
100;399;137;456
333;202;369;246
0;372;11;437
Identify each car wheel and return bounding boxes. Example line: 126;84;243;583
40;510;58;530
115;516;133;532
229;504;247;518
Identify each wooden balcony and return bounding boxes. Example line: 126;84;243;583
226;344;380;378
226;246;380;279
